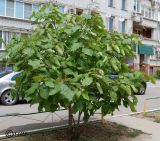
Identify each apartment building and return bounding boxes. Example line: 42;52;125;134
133;0;160;75
0;0;41;71
0;0;159;74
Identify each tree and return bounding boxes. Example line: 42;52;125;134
6;4;153;141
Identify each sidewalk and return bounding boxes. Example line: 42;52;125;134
1;111;160;141
107;115;160;141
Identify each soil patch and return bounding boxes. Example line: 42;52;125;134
0;121;146;141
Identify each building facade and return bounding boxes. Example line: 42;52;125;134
0;0;160;74
133;0;160;75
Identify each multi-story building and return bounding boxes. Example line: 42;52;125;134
133;0;160;75
0;0;159;74
0;0;41;71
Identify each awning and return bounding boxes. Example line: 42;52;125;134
138;44;153;55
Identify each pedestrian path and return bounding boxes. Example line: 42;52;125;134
107;115;160;141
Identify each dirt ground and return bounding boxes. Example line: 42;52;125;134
0;121;150;141
134;111;160;123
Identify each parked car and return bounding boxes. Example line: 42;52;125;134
0;71;12;78
109;74;147;95
138;82;147;95
0;71;147;106
0;72;21;105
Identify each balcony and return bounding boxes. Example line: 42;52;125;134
133;22;158;45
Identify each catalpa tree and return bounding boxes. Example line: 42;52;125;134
6;5;153;141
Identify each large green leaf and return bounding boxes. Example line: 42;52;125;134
113;45;120;53
71;43;82;51
45;81;55;88
110;92;117;102
96;82;103;94
60;84;74;101
82;77;93;86
63;68;74;75
82;48;93;56
120;84;131;95
28;60;43;69
49;82;61;96
26;83;39;95
82;92;89;101
23;48;35;56
39;88;49;99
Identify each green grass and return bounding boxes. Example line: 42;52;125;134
128;130;142;138
154;119;160;123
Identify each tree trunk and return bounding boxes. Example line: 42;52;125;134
68;105;73;141
68;105;73;132
68;106;81;141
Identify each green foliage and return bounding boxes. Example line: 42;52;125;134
154;70;160;79
6;5;150;121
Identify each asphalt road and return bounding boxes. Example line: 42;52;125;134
0;81;160;135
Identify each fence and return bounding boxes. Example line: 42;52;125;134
143;97;160;114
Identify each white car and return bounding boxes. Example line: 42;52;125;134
0;72;21;105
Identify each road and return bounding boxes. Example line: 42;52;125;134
0;81;160;135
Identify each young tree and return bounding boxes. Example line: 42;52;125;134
6;5;153;141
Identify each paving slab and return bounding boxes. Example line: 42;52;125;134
107;115;160;141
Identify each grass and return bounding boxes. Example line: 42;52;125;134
134;111;160;123
0;121;143;141
154;119;160;123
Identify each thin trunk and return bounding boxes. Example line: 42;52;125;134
68;105;73;132
77;111;82;126
68;106;81;141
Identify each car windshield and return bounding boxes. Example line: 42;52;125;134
0;72;10;78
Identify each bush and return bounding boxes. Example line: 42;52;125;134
154;70;160;79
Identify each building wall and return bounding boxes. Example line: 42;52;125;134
0;0;160;74
0;17;33;31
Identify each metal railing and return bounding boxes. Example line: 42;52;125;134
143;96;160;113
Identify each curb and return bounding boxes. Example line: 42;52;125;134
0;108;160;140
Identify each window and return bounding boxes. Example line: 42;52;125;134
3;31;12;45
0;31;2;49
24;3;32;19
145;7;149;18
120;20;126;33
156;50;160;59
6;0;14;17
32;4;40;13
16;1;23;18
11;73;20;81
142;6;156;20
134;0;140;13
108;17;114;31
59;6;64;13
12;32;20;38
151;9;155;19
0;0;41;19
121;0;126;10
0;0;5;16
143;28;152;39
76;8;83;15
141;5;145;16
133;26;152;39
154;11;158;20
0;31;28;49
108;0;113;7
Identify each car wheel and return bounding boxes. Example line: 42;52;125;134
1;90;18;105
138;83;146;95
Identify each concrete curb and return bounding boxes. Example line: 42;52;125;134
0;108;160;140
